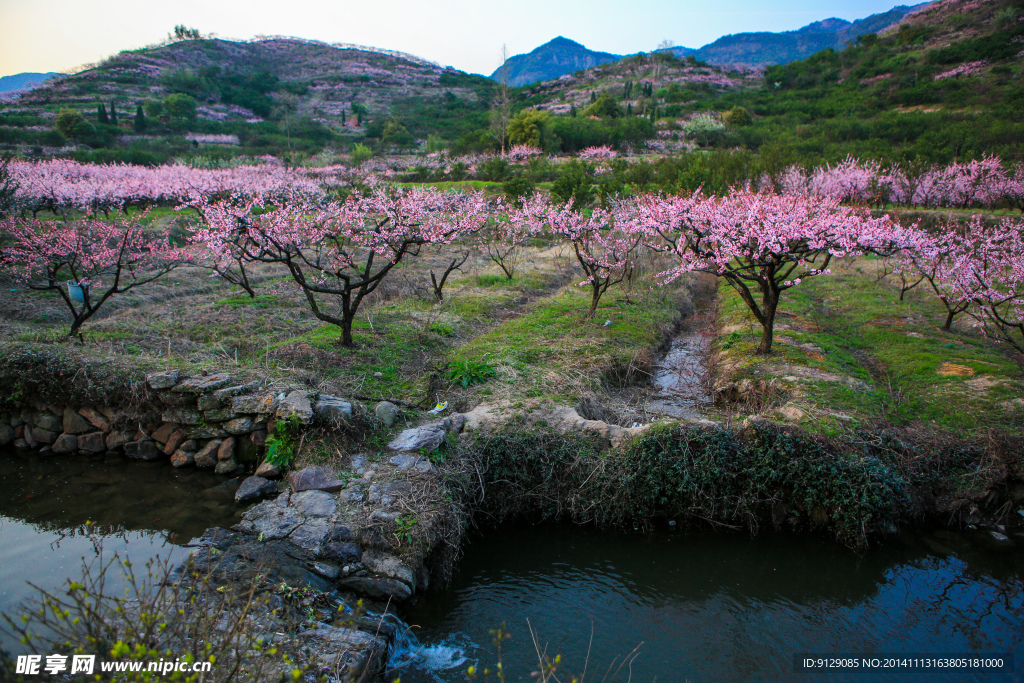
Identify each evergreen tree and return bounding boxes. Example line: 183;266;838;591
109;102;118;126
134;105;147;133
627;103;633;116
97;103;109;126
590;91;597;104
570;104;577;118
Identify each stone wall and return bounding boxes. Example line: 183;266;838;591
0;369;354;475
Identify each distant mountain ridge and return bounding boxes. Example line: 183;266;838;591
679;3;930;66
490;37;621;87
0;72;60;94
492;3;930;86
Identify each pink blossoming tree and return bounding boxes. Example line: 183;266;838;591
632;189;906;353
0;216;182;336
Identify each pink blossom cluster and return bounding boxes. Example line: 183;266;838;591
934;60;989;80
9;159;323;215
578;146;618;160
782;155;1024;209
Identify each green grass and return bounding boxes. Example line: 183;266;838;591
714;257;1024;435
214;294;282;309
450;282;686;402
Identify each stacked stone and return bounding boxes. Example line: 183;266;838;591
0;370;355;480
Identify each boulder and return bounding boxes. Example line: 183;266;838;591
198;382;264;411
337;576;412;601
442;413;466;434
171;373;234;394
320;541;362;564
163;429;186;455
254;459;281;479
151;422;176;444
234;476;279;503
194;440;222;469
277;391;313;423
234;500;301;539
77;407;110;432
250;429;269;446
125;439;162;461
292;490;337;518
105;431;131;451
32;412;62;433
147;370;181;390
77;432;106;453
52;433;79;454
224;417;256;435
314;395;354;424
288;520;332;553
202;407;236;422
389;453;434;473
232;394;278;415
214;458;240;475
170;449;195;468
361;549;416;587
161;408;202;425
61;408;91;435
0;425;14;446
31;428;59;445
289;466;347;493
374;401;400;427
183;424;228;439
217;437;236;461
387;425;446;453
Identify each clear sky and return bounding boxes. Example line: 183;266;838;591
0;0;914;78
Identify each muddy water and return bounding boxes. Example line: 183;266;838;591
395;524;1023;683
0;447;242;654
647;312;714;419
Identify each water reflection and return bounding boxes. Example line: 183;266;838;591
0;447;242;654
399;525;1024;683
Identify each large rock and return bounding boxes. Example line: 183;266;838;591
314;395;354;425
234;476;280;503
151;422;176;444
202;407;236;422
255;459;281;479
214;457;240;475
0;425;14;446
161;408;202;425
387;425;446;453
297;626;387;680
147;370;180;390
361;549;416;587
234;499;301;539
124;439;161;461
288;520;332;553
232;394;279;415
52;433;79;454
277;391;313;423
223;417;256;435
77;407;110;433
183;424;228;439
289;466;346;493
217;437;236;461
292;490;337;518
374;401;400;427
62;408;92;435
77;431;106;453
170;449;195;467
321;541;362;564
32;412;62;433
105;431;131;451
194;440;222;469
337;576;412;601
171;373;234;394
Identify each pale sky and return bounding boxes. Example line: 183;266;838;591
0;0;914;78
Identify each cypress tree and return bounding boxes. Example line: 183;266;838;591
570;104;577;118
627;103;633;116
590;91;597;104
109;102;118;126
97;103;109;125
134;105;147;133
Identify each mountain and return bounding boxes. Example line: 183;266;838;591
489;37;621;87
0;72;60;94
0;37;498;161
679;3;931;67
492;4;930;88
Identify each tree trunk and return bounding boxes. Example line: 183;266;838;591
340;316;355;348
943;309;955;331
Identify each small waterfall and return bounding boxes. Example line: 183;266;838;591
384;612;475;681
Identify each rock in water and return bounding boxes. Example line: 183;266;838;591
235;476;279;503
